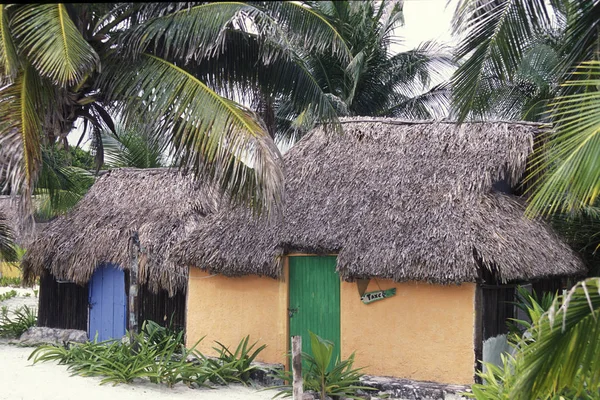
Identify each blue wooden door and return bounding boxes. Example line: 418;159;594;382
88;264;127;341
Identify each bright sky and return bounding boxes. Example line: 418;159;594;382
393;0;457;53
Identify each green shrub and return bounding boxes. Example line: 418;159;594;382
213;335;267;384
0;289;17;302
0;305;37;337
28;321;265;388
0;276;21;287
268;331;374;400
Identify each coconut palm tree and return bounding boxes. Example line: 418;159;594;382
452;1;600;398
0;2;350;216
274;0;454;143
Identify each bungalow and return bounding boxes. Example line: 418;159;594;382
21;168;219;340
171;118;585;385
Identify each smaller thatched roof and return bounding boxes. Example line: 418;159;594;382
22;168;220;294
172;118;585;284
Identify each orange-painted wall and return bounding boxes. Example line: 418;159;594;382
186;267;289;364
341;280;476;384
186;263;476;384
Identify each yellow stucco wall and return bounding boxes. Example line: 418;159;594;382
341;280;476;385
186;260;476;384
0;262;21;279
186;267;289;364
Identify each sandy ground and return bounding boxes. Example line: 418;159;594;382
0;286;278;400
0;286;39;311
0;344;278;400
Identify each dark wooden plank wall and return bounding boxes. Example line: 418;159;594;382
481;284;515;340
37;272;89;331
138;284;186;332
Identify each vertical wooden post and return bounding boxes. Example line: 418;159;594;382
128;231;141;341
291;335;303;400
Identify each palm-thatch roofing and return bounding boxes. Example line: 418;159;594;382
21;168;220;294
172;118;585;284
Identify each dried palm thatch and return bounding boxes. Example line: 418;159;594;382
21;168;220;294
173;117;585;283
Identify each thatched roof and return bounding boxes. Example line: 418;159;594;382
172;118;585;284
22;168;219;294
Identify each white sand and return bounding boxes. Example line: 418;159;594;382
0;344;278;400
0;286;39;312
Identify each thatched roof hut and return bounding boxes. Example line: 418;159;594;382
173;118;585;283
22;168;220;294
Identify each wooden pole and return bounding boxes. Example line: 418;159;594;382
128;231;141;342
292;336;303;400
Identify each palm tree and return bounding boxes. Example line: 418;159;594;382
274;0;454;143
452;1;600;398
0;2;350;216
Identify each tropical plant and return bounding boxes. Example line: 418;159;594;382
268;331;374;400
0;212;16;262
0;2;350;217
274;0;454;143
213;335;267;384
451;0;600;123
100;124;168;169
29;323;266;388
467;279;600;400
0;305;37;337
0;290;17;302
506;285;557;342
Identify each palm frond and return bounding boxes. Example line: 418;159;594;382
261;1;351;62
0;211;17;262
35;149;94;218
11;4;99;86
0;4;18;84
0;65;45;196
382;82;452;119
526;61;600;216
451;0;551;121
510;278;600;399
100;54;284;214
102;125;167;169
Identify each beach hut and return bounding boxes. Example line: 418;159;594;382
22;168;218;341
172;118;585;385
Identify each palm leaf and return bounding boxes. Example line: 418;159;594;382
11;4;99;86
0;65;45;196
451;0;551;121
509;278;600;399
0;4;18;83
124;2;350;64
0;211;17;262
100;53;284;214
525;61;600;216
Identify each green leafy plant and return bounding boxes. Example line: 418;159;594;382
268;331;374;400
506;286;557;343
0;276;22;287
28;320;250;388
0;290;17;302
213;335;267;384
0;305;37;337
140;318;184;354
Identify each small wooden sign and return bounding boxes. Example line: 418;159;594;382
361;288;396;304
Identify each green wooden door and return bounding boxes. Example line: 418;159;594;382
289;256;340;367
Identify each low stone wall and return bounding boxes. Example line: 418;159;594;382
248;362;471;400
359;375;470;400
18;327;88;346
